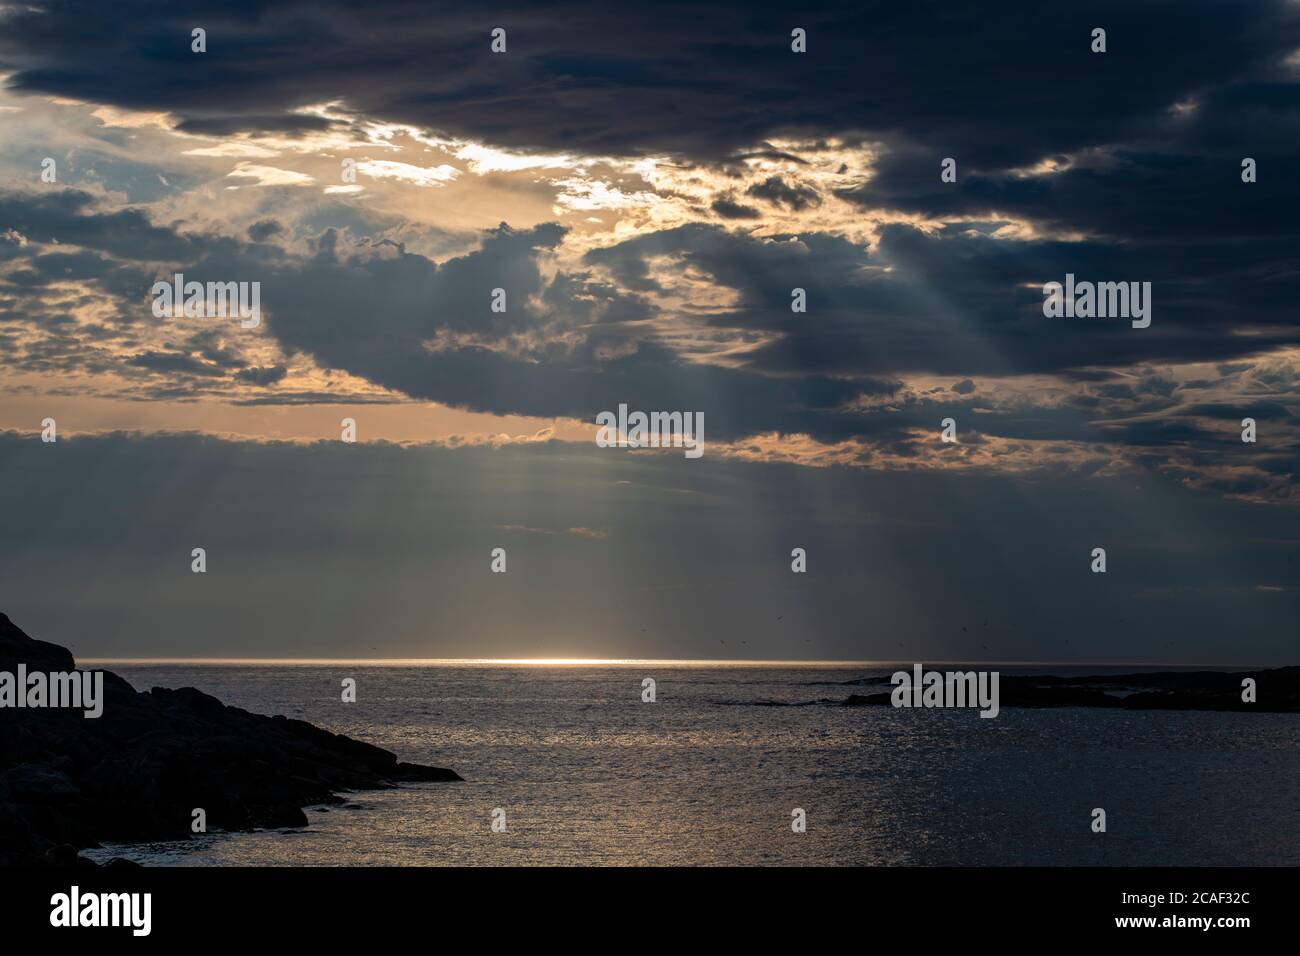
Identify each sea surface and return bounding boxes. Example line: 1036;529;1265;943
79;663;1300;866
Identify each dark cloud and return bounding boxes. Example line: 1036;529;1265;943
745;176;821;211
710;197;762;220
256;222;890;441
2;188;1297;472
3;1;1295;166
235;364;288;386
584;221;1300;379
247;219;285;242
127;350;227;377
0;189;246;263
173;114;337;137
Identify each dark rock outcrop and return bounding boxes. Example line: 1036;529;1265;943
0;613;460;866
842;666;1300;712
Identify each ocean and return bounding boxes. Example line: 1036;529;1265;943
79;663;1300;866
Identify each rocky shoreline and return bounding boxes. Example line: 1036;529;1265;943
842;666;1300;711
0;612;460;867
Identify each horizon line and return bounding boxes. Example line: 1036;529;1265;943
74;657;1284;669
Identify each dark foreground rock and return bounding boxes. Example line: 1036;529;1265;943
0;613;460;866
842;666;1300;712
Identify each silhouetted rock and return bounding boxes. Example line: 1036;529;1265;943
0;612;74;672
0;612;460;866
842;667;1300;712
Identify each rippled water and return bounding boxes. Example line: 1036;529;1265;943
80;664;1300;866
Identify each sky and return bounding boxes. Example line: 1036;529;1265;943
0;0;1297;662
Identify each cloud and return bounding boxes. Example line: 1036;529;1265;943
710;197;762;220
0;186;1296;500
128;350;228;377
174;114;337;137
4;1;1295;168
224;163;316;187
746;176;821;211
235;364;288;386
355;160;461;187
247;219;284;242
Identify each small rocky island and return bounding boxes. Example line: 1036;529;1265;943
0;612;460;867
842;667;1300;711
